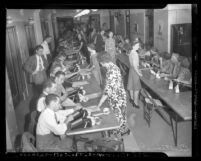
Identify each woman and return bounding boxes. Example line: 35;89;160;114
96;52;130;139
87;43;102;86
94;30;105;53
90;28;97;44
78;33;91;65
127;42;142;108
105;31;116;64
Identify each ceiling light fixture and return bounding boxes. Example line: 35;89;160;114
91;9;98;12
74;9;90;18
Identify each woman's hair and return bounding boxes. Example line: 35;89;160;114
34;45;43;54
97;51;112;63
54;71;65;79
45;94;59;106
88;43;96;51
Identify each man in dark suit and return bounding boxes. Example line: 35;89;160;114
24;45;48;95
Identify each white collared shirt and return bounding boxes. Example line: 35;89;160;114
37;91;48;112
36;108;67;136
33;55;45;74
41;41;50;59
129;49;139;70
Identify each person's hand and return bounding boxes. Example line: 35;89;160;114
65;115;74;124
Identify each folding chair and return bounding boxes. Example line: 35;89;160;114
29;111;39;136
139;88;164;127
21;132;37;152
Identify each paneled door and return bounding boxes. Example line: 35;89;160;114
25;24;36;56
171;23;192;57
6;26;25;108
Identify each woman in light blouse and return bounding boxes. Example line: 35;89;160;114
127;42;142;108
105;31;116;64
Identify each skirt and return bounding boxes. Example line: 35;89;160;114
127;67;141;91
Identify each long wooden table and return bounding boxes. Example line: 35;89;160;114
116;53;192;146
65;73;120;145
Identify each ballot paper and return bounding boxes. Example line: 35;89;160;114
153;99;163;107
150;69;156;75
145;98;153;104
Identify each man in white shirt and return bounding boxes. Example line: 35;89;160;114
37;79;57;112
41;36;52;63
36;94;74;152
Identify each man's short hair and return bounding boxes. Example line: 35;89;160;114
54;71;65;79
34;45;43;54
43;79;55;90
45;94;59;106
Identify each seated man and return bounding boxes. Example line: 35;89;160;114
36;94;74;152
37;79;57;112
53;71;77;107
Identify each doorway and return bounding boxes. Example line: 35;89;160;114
56;17;74;37
171;23;192;57
6;26;26;108
145;9;154;47
24;24;36;56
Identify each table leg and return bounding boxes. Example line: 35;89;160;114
170;114;178;146
73;136;77;151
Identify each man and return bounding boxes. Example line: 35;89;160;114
36;94;74;152
24;45;48;95
37;79;57;112
41;36;52;63
53;71;77;107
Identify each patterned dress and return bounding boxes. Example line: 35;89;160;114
104;62;130;138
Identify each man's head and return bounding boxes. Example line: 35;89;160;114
45;36;52;43
43;79;57;94
132;42;141;52
34;45;44;56
45;94;61;112
54;71;65;85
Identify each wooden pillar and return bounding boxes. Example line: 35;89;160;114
6;68;19;152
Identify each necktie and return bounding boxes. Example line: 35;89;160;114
54;113;59;124
39;56;43;71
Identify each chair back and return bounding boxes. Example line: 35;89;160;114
21;132;37;152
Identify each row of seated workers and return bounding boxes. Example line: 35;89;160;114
23;26;192;152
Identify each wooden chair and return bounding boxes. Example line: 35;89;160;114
21;132;37;152
84;137;125;152
28;111;39;136
139;88;164;127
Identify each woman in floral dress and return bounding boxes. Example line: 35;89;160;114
97;52;130;139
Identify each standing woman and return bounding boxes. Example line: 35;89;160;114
94;30;105;53
127;42;142;108
105;31;116;64
78;33;91;65
97;52;130;139
87;43;102;86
